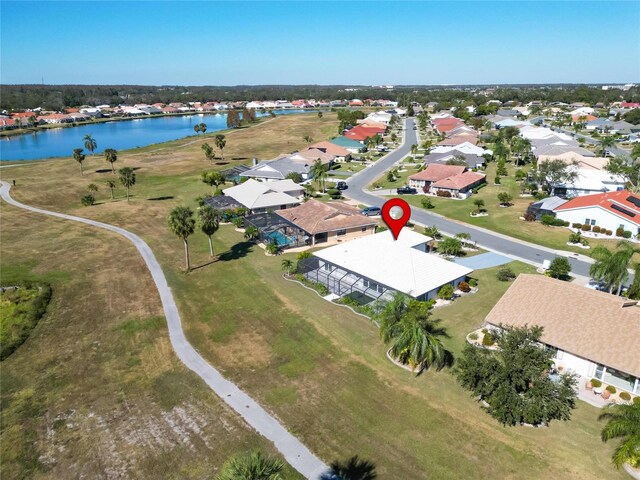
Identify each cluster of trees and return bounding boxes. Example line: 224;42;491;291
167;204;221;271
336;109;365;133
201;134;227;163
590;241;640;297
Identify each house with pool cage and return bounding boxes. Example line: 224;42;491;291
244;199;378;248
297;228;473;304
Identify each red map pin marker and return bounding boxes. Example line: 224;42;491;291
381;198;412;240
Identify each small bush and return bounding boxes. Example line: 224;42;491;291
523;211;536;222
327;188;340;196
497;266;516;282
481;328;488;334
232;216;244;228
552;218;566;226
494;176;501;185
436;190;452;198
568;232;582;244
619;392;631;401
458;281;471;293
533;191;548;200
591;378;602;388
605;229;612;236
540;214;556;226
469;332;479;340
563;221;570;227
572;223;582;229
622;230;632;239
482;333;495;346
633;396;640;405
616;227;624;237
468;278;478;287
605;385;617;394
592;226;601;233
438;284;454;300
421;198;435;209
80;194;95;206
581;224;591;232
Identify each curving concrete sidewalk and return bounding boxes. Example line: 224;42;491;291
0;181;328;480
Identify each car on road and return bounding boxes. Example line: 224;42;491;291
396;186;418;194
336;181;348;190
360;206;381;216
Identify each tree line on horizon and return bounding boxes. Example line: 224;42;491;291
2;83;639;111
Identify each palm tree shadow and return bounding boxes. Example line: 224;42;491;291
320;455;377;480
190;259;217;271
217;241;253;261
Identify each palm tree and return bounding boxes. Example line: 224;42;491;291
83;134;97;156
473;198;485;213
197;205;219;257
589;245;630;295
87;183;98;196
410;143;418;155
598;136;617;157
105;180;116;199
73;148;86;175
215;134;226;161
598;401;640;469
118;167;136;202
281;259;294;276
168;206;196;271
378;296;452;374
311;159;327;192
201;143;215;163
321;455;377;480
493;142;508;162
424;225;441;239
303;182;315;199
303;135;314;144
216;450;284;480
244;226;260;242
104;148;117;173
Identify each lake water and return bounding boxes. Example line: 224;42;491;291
0;110;314;161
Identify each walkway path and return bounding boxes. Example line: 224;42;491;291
0;181;328;480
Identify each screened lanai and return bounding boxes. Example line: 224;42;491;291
244;212;309;249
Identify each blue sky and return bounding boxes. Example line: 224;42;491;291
1;1;639;85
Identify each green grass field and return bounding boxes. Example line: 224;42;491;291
0;113;626;479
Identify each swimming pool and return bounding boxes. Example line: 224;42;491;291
265;230;296;246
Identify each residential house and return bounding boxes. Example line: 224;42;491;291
289;148;334;166
484;274;640;395
329;136;366;153
553;190;640;236
409;164;485;197
422;151;486;168
306;141;352;163
496;109;520;117
275;199;377;245
240;156;311;182
526;196;568;220
300;229;473;302
222;179;301;214
438;134;479;147
344;125;384;141
431;142;492;157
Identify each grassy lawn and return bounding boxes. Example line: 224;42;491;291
0;113;625;479
379;162;633;260
371;163;422;189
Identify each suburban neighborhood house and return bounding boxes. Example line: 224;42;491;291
220;179;301;213
240;156;312;181
483;275;640;396
299;229;473;303
409;164;486;198
553;190;640;237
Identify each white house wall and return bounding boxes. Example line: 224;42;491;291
555;207;639;234
555;349;594;377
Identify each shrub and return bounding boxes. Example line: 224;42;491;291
605;385;617;394
327;188;340;196
552;218;566;226
548;256;572;280
497;266;516;282
568;232;582;244
481;328;488;334
580;237;590;246
581;224;591;232
494;175;501;185
482;332;495;346
436;190;452;198
232;216;244;228
523;211;535;222
540;214;558;226
458;281;471;293
468;278;478;287
619;392;631;401
421;197;435;209
533;191;548;200
634;396;640;405
438;284;454;300
616;227;624;237
563;221;570;227
605;229;612;236
622;230;632;239
469;332;479;340
572;223;582;229
80;194;95;206
592;226;601;233
591;378;602;388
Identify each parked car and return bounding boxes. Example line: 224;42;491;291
397;186;418;194
360;206;381;216
336;181;348;190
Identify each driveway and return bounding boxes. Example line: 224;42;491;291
0;181;328;480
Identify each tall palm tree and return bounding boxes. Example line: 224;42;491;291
73;148;86;175
321;455;377;480
590;245;630;295
197;204;220;257
168;206;196;271
376;292;410;334
598;136;617;157
281;259;294;276
311;159;327;192
105;180;116;199
215;134;226;161
118;167;136;203
599;401;640;468
104;148;117;173
83;134;97;156
216;450;284;480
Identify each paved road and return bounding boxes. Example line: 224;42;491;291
344;118;597;277
553;126;630;158
0;181;328;480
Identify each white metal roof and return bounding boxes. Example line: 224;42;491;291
223;179;300;209
314;229;473;298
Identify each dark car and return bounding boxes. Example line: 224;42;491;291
336;181;348;190
360;206;381;216
396;186;418;194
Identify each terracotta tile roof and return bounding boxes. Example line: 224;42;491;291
306;141;351;157
11;112;36;118
485;274;640;377
554;190;640;226
409;164;466;182
344;125;384;141
275;199;377;234
432;171;486;190
571;114;597;122
438;134;479;146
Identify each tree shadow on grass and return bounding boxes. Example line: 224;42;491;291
320;455;377;480
95;169;113;173
147;196;174;201
217;241;253;261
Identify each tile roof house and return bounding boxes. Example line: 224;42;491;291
422;151;486;168
222;179;302;213
438;134;479;146
289;148;335;166
343;125;384;141
329;136;366;153
305;141;352;163
304;229;473;302
554;190;640;236
409;164;486;197
240;157;312;181
275;199;377;245
484;274;640;394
